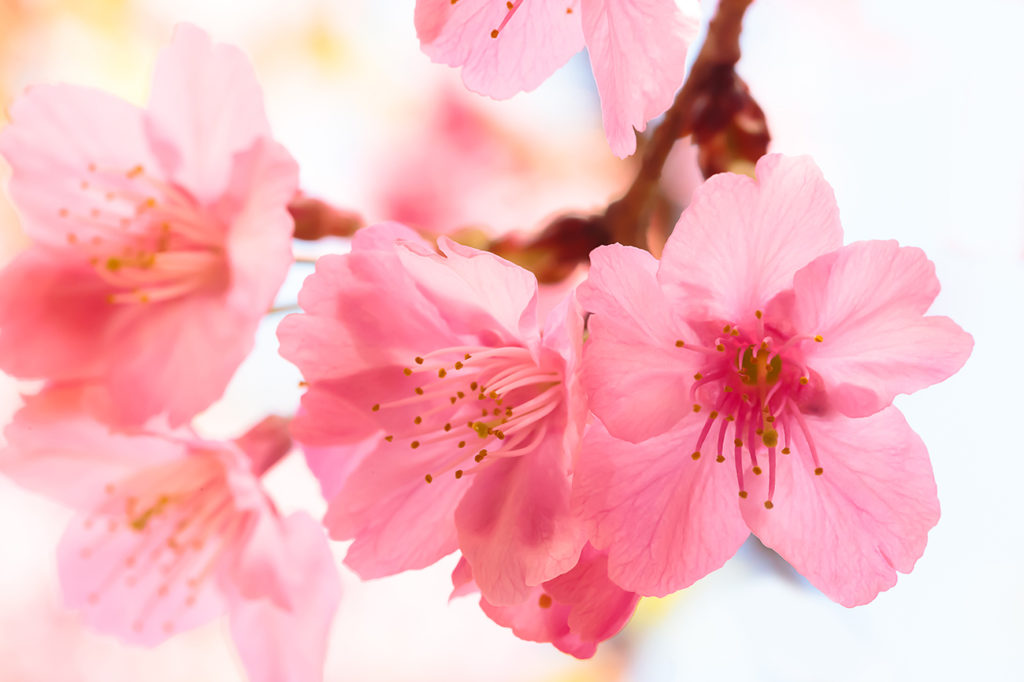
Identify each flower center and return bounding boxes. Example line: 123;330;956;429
370;345;563;485
59;162;227;305
76;456;247;636
675;310;825;510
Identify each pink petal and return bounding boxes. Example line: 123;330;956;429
229;511;294;610
472;544;639;659
324;439;467;577
449;556;478;600
740;407;940;607
105;296;256;427
542;544;640;652
455;432;586;605
146;23;271;201
279;250;462;383
215;137;298;321
0;84;157;246
581;0;698;157
415;0;585;99
574;419;750;596
578;244;700;442
300;437;376;502
0;386;182;510
0;250;118;381
540;294;588;461
397;236;540;342
788;240;974;417
228;513;340;682
234;415;293;477
659;155;844;325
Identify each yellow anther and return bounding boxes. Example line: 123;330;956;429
724;386;734;393
675;340;685;347
814;335;823;343
738;491;748;499
814;467;824;476
473;422;490;438
438;368;447;378
752;466;762;475
538;594;553;609
415;356;424;364
454;361;464;370
384;435;393;442
372;403;380;412
716;343;726;351
494;430;505;440
730;329;740;336
716;454;725;463
726;415;735;422
455;470;463;479
449;397;457;404
694;372;703;380
413;416;422;425
457;391;465;399
723;325;732;334
691;451;701;460
710;411;719;419
470;382;479;390
781;447;790;455
404;368;413;376
424;474;433;484
444;423;452;432
764;500;774;510
410;440;420;449
458;441;466;448
464;353;471;360
733;438;743;447
415;387;424;395
693;404;701;413
755;310;763;319
490;28;499;37
799;377;809;385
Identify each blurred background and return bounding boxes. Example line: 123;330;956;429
0;0;1021;680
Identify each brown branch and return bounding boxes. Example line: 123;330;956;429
604;0;756;249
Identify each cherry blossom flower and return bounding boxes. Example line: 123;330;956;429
414;0;700;158
0;23;298;426
575;154;973;606
278;223;588;606
0;388;339;682
451;543;639;658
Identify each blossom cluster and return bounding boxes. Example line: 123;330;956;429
0;15;972;682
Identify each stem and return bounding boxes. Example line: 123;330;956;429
605;0;756;249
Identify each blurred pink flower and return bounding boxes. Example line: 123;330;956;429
414;0;699;158
278;223;588;606
451;543;639;658
0;23;297;426
0;387;339;682
575;154;973;606
367;87;629;238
